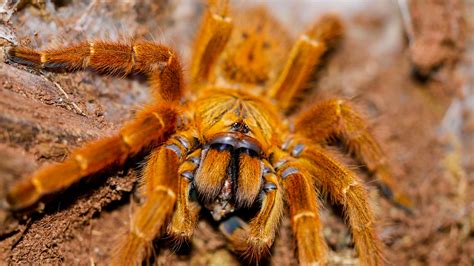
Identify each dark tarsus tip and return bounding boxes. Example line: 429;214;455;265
219;216;246;236
410;65;437;83
5;48;37;67
5;46;16;59
377;183;413;215
397;203;414;216
378;183;394;200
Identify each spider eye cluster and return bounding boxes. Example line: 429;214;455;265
231;121;250;134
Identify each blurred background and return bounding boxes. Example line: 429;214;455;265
0;0;472;265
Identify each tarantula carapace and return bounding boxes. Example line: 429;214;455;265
5;0;410;265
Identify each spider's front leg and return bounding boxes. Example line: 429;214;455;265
167;149;202;242
285;139;383;266
294;99;412;210
115;146;178;265
6;104;179;210
6;40;183;102
114;130;198;265
190;0;233;84
271;149;328;265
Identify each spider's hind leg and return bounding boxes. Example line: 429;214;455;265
270;150;328;265
190;0;233;85
268;14;344;112
287;140;383;266
294;99;412;210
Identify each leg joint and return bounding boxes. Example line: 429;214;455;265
342;180;359;195
153;185;176;200
292;211;316;223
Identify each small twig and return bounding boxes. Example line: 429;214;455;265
0;0;20;21
73;0;99;33
40;73;86;116
10;217;33;250
0;0;19;45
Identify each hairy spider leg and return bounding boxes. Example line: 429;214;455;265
268;14;343;112
167;149;202;243
295;99;412;209
6;105;178;210
190;0;233;85
6;40;184;102
114;146;180;265
221;160;284;261
290;140;383;266
272;150;328;265
114;129;197;264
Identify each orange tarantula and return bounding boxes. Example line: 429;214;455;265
5;0;410;265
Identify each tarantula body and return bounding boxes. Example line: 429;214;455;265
5;1;411;265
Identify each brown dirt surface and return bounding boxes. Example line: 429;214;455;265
0;0;473;265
